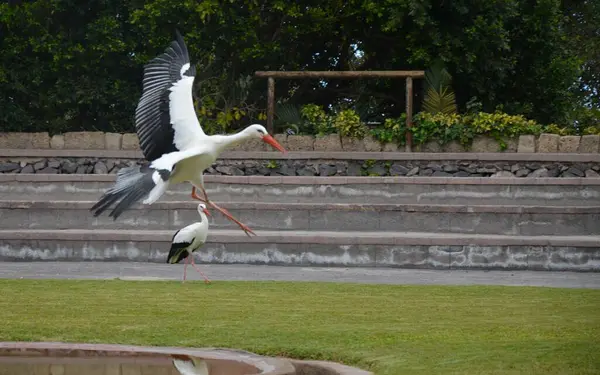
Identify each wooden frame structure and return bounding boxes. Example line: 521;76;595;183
254;70;425;151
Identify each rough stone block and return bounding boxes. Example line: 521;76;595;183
382;142;399;152
121;133;140;150
273;134;289;151
314;134;342;151
29;132;50;148
517;135;536;153
238;138;267;151
104;132;122;150
579;135;600;153
501;137;518;152
286;135;314;151
537;133;559;153
442;141;465;152
341;136;365;151
0;132;32;149
363;135;382;152
558;136;581;153
470;135;499;152
64;131;105;149
50;135;65;149
417;141;442;152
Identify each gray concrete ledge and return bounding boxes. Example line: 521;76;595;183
1;173;599;185
3;149;600;162
2;229;599;247
3;199;599;214
1;230;598;271
3;200;597;236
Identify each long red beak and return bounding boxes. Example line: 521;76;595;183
202;207;212;217
262;134;287;153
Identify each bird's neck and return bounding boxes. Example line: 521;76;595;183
211;129;250;152
198;212;209;226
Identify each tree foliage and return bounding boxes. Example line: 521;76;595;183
0;0;592;134
562;0;600;109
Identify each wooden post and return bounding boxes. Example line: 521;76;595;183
254;70;425;146
266;77;275;134
255;71;425;78
405;76;413;152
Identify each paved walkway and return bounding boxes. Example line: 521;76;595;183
0;262;598;289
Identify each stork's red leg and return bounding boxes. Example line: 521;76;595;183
191;186;256;237
182;256;189;283
191;187;207;203
189;255;211;284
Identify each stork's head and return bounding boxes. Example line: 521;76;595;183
196;203;211;217
246;124;287;153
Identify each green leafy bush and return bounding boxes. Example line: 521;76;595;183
300;104;335;136
412;112;473;146
543;124;575;136
582;126;600;136
572;107;600;130
467;112;543;138
370;114;407;146
372;111;546;150
333;109;367;138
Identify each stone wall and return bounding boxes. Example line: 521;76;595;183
1;131;599;153
1;156;599;178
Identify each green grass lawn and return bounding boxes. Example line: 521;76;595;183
0;279;598;375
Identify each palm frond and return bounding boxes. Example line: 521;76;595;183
275;103;302;125
422;60;457;115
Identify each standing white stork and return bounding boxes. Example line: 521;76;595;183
167;203;212;284
90;30;286;236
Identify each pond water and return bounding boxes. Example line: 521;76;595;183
0;355;260;375
0;342;372;375
0;343;282;375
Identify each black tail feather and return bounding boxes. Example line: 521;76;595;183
90;165;158;220
90;191;122;217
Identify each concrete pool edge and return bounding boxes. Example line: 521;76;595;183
0;341;373;375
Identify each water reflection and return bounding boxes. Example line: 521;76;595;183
0;355;210;375
172;354;209;375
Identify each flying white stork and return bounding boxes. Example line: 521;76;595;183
166;203;211;283
90;30;286;236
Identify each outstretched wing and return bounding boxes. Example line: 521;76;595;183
135;30;205;162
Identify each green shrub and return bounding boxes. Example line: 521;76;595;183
370;114;407;146
300;104;335;136
411;112;472;146
333;109;367;138
295;103;600;148
543;123;575;136
467;112;543;137
573;107;600;129
582;126;600;136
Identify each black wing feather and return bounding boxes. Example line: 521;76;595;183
135;30;196;162
166;230;194;264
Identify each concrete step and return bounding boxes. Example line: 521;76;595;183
0;229;598;271
1;174;600;205
2;200;599;236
